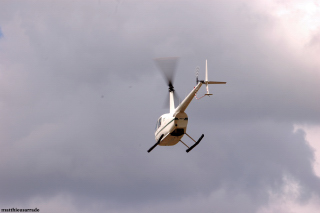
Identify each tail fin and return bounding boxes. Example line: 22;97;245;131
204;60;212;96
204;60;226;96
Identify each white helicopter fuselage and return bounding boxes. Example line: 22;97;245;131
155;112;188;146
154;81;204;146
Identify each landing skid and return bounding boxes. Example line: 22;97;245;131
147;134;164;153
180;133;204;153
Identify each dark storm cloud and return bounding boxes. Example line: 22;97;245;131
1;0;320;212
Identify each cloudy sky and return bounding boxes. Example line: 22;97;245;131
1;0;320;212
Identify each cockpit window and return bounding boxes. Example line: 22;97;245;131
155;117;162;130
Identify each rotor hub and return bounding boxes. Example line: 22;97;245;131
168;83;175;92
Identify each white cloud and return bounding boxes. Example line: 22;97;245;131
294;125;320;177
258;176;320;213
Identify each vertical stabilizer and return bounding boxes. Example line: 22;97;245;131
205;59;208;82
205;60;212;96
203;60;226;95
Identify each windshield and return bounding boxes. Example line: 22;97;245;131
155;117;162;130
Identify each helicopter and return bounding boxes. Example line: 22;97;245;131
148;57;226;153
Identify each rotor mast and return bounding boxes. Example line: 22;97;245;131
169;84;175;113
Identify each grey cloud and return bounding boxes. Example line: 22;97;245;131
1;0;320;212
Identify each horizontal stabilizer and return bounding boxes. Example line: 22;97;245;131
205;81;226;84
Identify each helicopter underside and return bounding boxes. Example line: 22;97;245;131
159;128;185;146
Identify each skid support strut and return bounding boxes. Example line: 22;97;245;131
148;134;164;153
185;133;204;153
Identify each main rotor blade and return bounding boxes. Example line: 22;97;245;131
154;57;179;86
